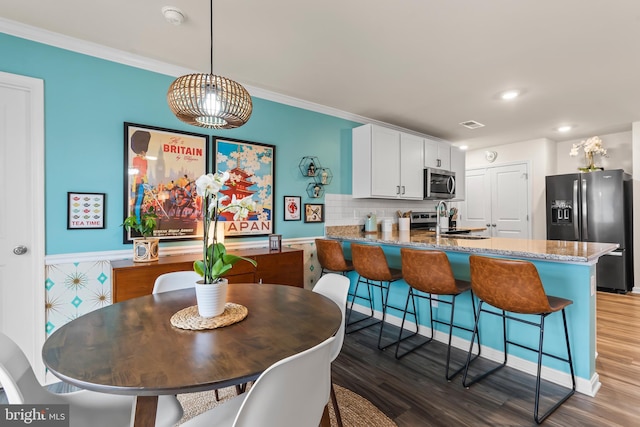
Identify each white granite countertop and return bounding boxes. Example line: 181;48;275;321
325;226;618;263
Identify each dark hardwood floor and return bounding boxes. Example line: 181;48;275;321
331;291;640;426
3;292;639;427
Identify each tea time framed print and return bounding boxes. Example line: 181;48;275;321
304;203;324;223
213;137;275;237
67;192;106;229
123;123;208;243
284;196;301;221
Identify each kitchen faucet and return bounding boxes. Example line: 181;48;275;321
435;200;448;238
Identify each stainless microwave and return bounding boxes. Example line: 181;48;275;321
424;168;456;199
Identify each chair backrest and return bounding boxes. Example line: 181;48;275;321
312;273;350;362
401;248;459;295
233;336;335;427
469;255;552;314
0;332;57;404
315;239;351;272
350;243;393;281
152;271;202;294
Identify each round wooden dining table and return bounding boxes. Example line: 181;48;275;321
42;283;342;427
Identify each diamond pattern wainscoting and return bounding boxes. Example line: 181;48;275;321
45;261;112;336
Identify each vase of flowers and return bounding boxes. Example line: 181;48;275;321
570;136;607;172
193;171;257;317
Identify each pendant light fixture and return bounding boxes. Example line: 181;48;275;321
167;1;252;129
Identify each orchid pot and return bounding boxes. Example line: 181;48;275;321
195;278;228;318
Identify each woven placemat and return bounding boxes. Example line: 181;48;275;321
170;303;248;330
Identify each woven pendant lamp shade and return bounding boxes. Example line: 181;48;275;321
167;73;252;129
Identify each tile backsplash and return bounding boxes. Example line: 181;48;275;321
324;193;456;226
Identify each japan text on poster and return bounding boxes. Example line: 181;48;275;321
124;123;208;242
214;137;275;237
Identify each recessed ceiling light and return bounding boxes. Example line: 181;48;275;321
557;125;572;133
500;90;520;100
458;145;468;151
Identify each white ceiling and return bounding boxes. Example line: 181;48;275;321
3;0;640;150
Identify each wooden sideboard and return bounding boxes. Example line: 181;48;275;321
111;247;304;303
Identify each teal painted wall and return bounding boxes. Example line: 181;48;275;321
0;33;361;255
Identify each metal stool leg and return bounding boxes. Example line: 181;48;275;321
533;309;576;424
346;276;381;334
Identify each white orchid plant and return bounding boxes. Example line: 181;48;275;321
194;171;257;284
569;136;607;158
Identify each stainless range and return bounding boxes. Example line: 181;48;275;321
409;211;438;230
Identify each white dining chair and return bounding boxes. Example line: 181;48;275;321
152;270;202;294
0;332;183;427
180;335;335;427
313;273;350;427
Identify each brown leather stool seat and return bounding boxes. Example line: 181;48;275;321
347;243;407;350
315;239;354;276
397;249;480;381
463;255;576;424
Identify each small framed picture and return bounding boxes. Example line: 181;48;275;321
304;203;324;223
284;196;301;221
67;192;106;229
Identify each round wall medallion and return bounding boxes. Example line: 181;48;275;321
485;150;498;163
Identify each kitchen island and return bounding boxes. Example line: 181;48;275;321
325;226;618;397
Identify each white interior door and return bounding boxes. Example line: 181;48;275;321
490;164;529;238
462;163;529;239
0;72;46;383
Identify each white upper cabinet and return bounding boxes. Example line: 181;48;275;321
424;137;451;171
450;146;466;201
352;124;424;199
399;133;425;199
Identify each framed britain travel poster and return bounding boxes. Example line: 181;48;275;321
213;137;275;237
123;123;208;243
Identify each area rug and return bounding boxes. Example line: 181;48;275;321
175;384;397;426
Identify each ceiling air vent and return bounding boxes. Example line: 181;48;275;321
459;120;485;129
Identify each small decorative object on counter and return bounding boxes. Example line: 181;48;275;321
364;213;377;233
570;136;607;172
269;234;282;251
398;217;410;231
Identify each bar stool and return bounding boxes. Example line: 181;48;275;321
347;243;407;350
315;238;354;277
462;255;576;424
397;248;480;381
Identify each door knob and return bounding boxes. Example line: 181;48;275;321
485;224;491;227
492;224;497;227
13;245;28;255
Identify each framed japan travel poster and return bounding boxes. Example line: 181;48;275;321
213;137;275;237
123;123;208;243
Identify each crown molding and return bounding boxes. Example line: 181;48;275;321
0;17;446;140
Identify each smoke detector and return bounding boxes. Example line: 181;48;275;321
162;6;185;25
459;120;485;130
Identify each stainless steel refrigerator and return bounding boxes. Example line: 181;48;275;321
546;169;633;293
